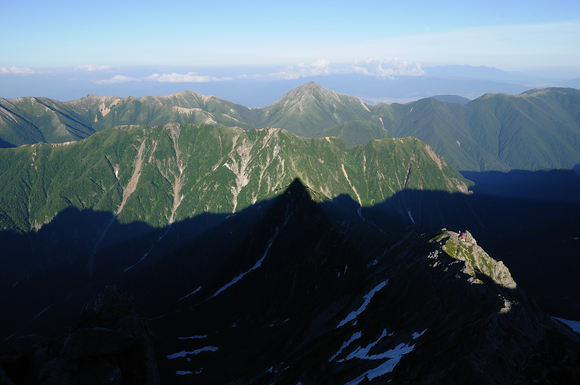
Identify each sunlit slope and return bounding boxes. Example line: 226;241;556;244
257;81;385;137
464;88;580;170
0;124;470;234
2;84;578;171
0;96;96;146
0;91;258;147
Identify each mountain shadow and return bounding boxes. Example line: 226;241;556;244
0;202;260;340
2;174;580;343
461;169;580;204
0;137;15;149
574;162;580;176
361;187;580;319
4;178;580;384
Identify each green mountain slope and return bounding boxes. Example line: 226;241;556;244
0;91;259;148
2;84;579;171
0;97;96;146
464;88;580;170
0;124;469;235
320;120;391;147
387;97;509;171
257;81;383;137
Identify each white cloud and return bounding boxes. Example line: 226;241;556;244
240;59;345;80
93;58;425;85
0;66;34;75
95;72;232;84
352;58;425;79
343;22;580;73
146;72;233;83
76;64;115;72
239;58;424;81
95;75;136;84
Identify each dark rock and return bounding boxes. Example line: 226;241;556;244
0;286;159;385
39;286;159;385
0;366;16;385
59;328;134;361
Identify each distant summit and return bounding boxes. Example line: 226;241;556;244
1;84;580;171
431;94;471;104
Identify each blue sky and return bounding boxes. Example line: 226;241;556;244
1;0;579;102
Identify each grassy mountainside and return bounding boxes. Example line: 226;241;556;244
2;83;579;171
0;123;469;235
463;88;580;170
321;120;391;147
0;96;96;146
256;81;382;137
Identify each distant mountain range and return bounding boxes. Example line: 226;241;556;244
2;82;579;171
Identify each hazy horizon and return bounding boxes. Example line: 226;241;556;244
2;0;579;105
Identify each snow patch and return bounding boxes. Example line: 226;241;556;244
211;230;278;298
412;329;427;339
123;233;164;272
5;295;70;341
329;332;362;362
338;280;388;327
178;335;207;340
167;346;219;359
554;317;580;333
407;210;415;224
211;254;266;298
344;329;388;360
179;286;201;301
344;342;416;385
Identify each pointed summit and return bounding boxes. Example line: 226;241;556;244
259;82;376;138
275;81;342;105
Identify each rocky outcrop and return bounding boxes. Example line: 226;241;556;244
439;230;519;289
388;230;580;385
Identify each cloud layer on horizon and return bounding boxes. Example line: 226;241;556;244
92;58;425;84
75;65;116;72
1;67;35;75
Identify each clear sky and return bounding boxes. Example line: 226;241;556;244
1;0;579;101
